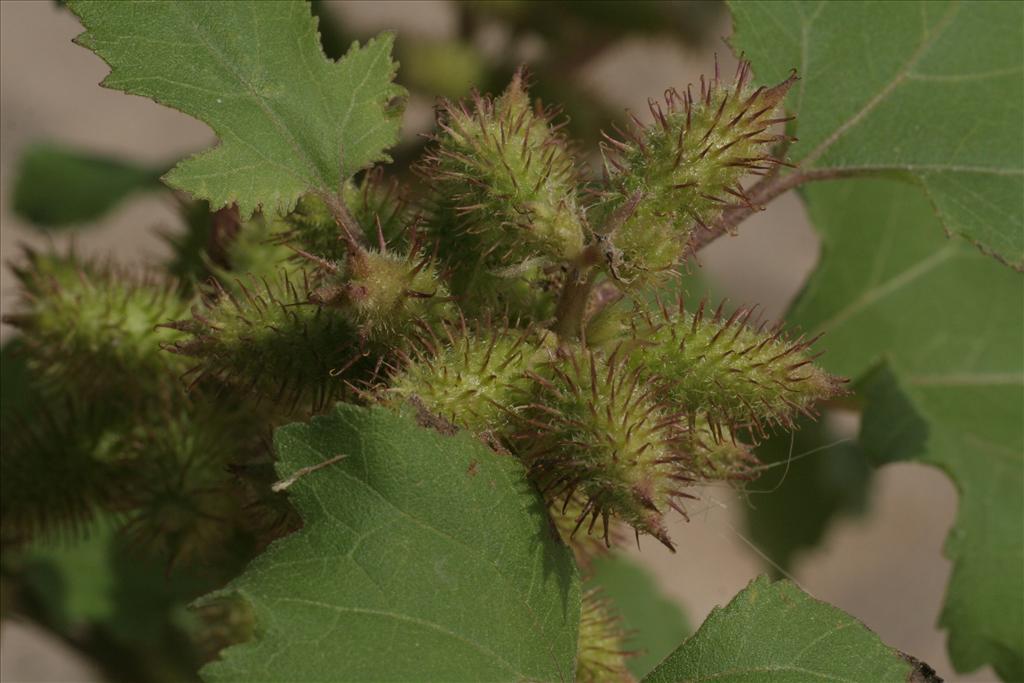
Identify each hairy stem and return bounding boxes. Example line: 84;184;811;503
688;168;863;254
319;190;368;250
552;268;597;339
551;243;604;339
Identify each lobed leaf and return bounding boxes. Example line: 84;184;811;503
68;0;406;218
198;404;581;682
792;178;1023;680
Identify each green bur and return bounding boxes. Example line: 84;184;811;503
165;271;365;411
595;62;797;285
576;590;630;683
421;72;584;321
423;71;585;268
4;249;191;400
308;241;454;347
1;401;130;540
386;322;543;436
629;299;845;434
119;407;248;565
520;348;694;550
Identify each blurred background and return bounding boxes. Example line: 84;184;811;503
0;1;994;681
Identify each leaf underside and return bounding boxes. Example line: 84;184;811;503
730;0;1024;269
199;405;580;683
793;178;1023;681
68;0;405;218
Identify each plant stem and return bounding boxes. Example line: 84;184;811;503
551;243;604;339
319;190;368;249
687;167;863;254
552;268;597;339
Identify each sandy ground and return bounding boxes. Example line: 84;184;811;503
0;2;997;681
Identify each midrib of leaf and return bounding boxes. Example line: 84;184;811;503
804;164;1022;176
960;433;1022;465
790;621;856;665
800;1;960;169
689;668;856;682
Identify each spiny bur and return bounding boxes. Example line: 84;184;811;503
1;401;131;541
385;318;544;436
575;590;631;683
164;270;368;411
593;60;798;285
4;248;191;400
120;407;247;566
684;418;758;482
518;348;695;550
422;69;585;270
305;231;454;346
547;492;625;565
629;297;845;436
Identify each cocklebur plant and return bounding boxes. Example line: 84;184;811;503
2;50;833;672
4;2;1021;682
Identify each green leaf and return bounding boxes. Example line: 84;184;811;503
199;404;580;683
12;143;164;228
13;517;217;682
68;1;406;218
643;576;914;682
791;178;1023;680
730;1;1024;269
21;521;120;631
745;416;873;573
586;554;690;678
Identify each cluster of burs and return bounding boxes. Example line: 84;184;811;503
3;62;841;679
